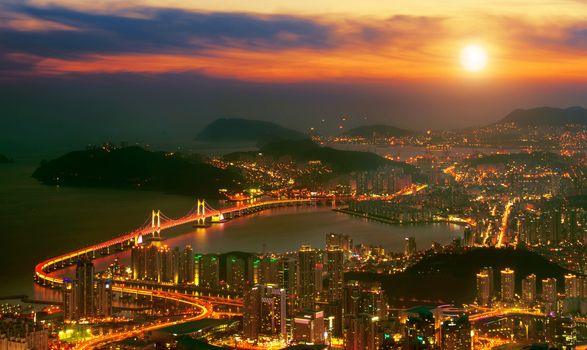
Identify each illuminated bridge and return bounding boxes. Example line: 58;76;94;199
34;198;314;308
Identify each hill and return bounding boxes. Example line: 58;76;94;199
343;124;416;138
346;247;570;304
32;146;243;197
196;118;306;144
0;154;13;163
499;106;587;126
225;139;414;173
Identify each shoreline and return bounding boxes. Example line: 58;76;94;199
333;207;469;227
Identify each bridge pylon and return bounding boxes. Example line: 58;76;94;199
196;199;206;225
151;209;161;238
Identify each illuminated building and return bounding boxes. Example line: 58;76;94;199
226;254;254;293
172;245;195;284
476;271;491;306
326;245;344;303
292;310;325;344
297;245;317;311
345;314;380;350
404;237;417;257
326;233;353;255
255;255;280;285
0;319;48;350
95;279;113;317
463;225;474;246
500;268;515;303
522;274;537;305
551;317;576;349
243;284;287;341
62;278;77;321
542;278;558;312
434;306;471;350
194;254;219;289
401;306;435;350
76;259;95;318
564;274;579;298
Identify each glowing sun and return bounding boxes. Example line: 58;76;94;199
460;45;487;72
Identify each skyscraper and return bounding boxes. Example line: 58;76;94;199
76;259;94;318
522;274;537;305
542;278;558;311
326;245;344;303
345;314;380;350
297;245;317;311
292;310;325;344
564;274;579;298
438;313;471;350
500;268;515;303
62;278;77;322
243;284;287;341
404;237;417;257
476;271;491;306
95;279;113;317
195;254;219;289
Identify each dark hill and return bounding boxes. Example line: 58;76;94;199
226;139;414;173
32;146;242;197
343;124;416;138
346;247;570;304
196;118;306;144
499;106;587;126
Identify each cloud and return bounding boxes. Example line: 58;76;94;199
0;5;334;59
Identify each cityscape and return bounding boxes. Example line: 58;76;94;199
2;0;587;350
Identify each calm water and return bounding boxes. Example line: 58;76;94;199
0;163;462;298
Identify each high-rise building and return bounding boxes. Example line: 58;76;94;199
243;284;287;341
433;305;471;350
326;233;353;253
404;237;417;257
326;245;344;303
226;255;248;293
297;245;317;311
95;279;113;318
76;259;94;318
62;278;77;322
195;254;219;289
564;274;579;298
255;255;280;285
438;313;471;350
500;268;515;303
522;274;537;305
476;271;491;306
292;310;325;344
345;314;380;350
542;278;558;309
343;281;386;346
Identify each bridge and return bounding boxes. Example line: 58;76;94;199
34;198;313;309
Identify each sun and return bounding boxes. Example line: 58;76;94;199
460;45;487;72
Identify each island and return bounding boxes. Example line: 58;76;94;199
32;146;243;198
196;118;306;144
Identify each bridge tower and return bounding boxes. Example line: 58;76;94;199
151;209;161;238
196;199;206;225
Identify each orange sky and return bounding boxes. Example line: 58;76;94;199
2;0;587;82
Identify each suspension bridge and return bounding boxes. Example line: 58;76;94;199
34;198;314;309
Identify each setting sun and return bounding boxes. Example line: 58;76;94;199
460;45;488;72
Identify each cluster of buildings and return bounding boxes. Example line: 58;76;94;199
476;267;587;315
62;259;113;322
0;319;48;350
130;241;195;284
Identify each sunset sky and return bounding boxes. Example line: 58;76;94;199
1;0;587;154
